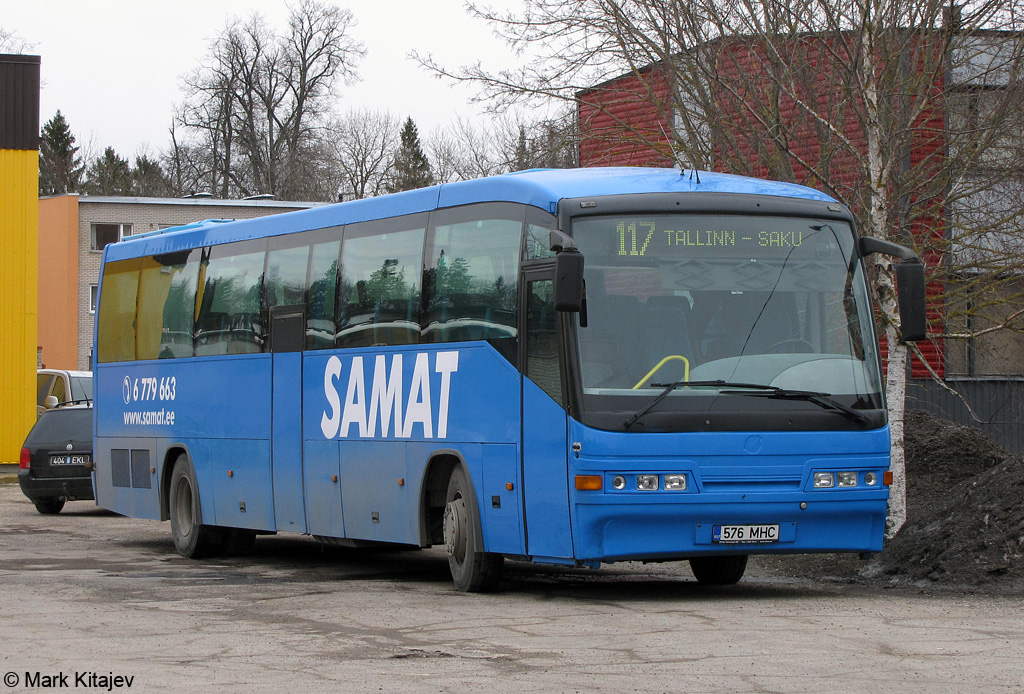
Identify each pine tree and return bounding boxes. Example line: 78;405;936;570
131;154;172;197
83;147;133;195
38;110;84;195
389;117;433;192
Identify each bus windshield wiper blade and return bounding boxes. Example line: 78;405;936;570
623;380;732;429
623;380;870;428
719;385;871;424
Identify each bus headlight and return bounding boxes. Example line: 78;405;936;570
637;475;659;491
837;471;858;487
813;472;835;488
664;474;687;491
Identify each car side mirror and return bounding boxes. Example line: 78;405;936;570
44;395;59;410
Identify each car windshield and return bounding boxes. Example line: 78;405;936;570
570;214;882;416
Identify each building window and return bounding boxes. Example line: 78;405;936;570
91;223;132;251
89;284;98;314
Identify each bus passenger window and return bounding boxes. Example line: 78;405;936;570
338;220;425;348
195;240;267;356
97;258;141;363
265;244;309;310
306;240;340;350
424;211;521;365
136;250;198;360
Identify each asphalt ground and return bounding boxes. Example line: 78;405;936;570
1;483;1023;693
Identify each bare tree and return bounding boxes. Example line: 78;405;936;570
327;108;400;199
419;0;1024;533
425;111;579;183
0;27;32;53
172;0;364;201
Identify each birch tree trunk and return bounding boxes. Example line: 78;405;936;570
860;0;908;536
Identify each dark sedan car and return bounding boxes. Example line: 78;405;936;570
19;403;94;514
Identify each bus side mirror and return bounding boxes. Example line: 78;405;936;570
859;236;927;342
896;259;926;342
554;250;584;312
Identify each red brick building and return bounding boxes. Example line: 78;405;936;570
577;35;955;379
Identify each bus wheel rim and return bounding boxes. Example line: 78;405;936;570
443;496;467;562
175;477;194;536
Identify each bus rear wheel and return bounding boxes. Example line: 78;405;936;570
689;555;748;585
169;455;226;558
443;466;502;592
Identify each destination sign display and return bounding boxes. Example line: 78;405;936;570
573;215;851;262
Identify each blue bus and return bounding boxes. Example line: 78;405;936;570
92;167;925;591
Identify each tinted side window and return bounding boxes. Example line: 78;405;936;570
97;258;141;363
265;244;309;310
307;239;340;350
524;206;557;260
36;374;55;406
526;278;562;404
338;214;426;348
136;250;199;360
195;240;267;355
424;204;524;364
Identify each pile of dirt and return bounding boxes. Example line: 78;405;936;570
752;410;1024;593
863;411;1022;590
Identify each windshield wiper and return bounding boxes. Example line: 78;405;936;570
623;380;733;429
623;380;871;429
714;383;871;425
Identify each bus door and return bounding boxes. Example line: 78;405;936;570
520;267;574;560
269;305;307;533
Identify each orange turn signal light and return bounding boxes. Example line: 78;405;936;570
575;475;603;491
883;471;894;486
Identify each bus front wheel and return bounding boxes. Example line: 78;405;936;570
689;555;748;585
443;466;503;592
169;455;226;558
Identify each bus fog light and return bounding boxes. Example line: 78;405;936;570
838;471;858;487
813;472;834;488
612;475;626;490
664;474;687;491
865;472;879;486
637;475;659;491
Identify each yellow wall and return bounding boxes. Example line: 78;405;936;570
37;195;80;370
0;149;39;463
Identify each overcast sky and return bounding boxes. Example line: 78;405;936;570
6;0;522;159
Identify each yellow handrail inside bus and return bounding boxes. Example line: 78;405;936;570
632;355;690;390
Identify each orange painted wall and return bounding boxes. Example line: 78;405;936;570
37;195;80;370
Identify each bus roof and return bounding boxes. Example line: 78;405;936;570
103;167;837;262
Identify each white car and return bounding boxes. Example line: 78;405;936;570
36;369;93;416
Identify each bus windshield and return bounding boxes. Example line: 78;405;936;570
571;214;882;425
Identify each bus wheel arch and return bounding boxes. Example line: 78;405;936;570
419;453;460;547
159;445;191;521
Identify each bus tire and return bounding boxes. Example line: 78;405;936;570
169;454;226;558
689;555;748;585
443;466;503;592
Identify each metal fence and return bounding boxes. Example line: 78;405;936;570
905;378;1024;455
